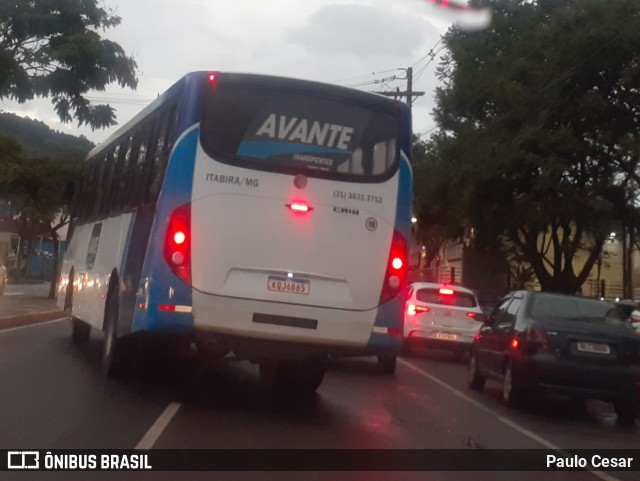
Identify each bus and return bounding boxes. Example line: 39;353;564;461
58;71;413;391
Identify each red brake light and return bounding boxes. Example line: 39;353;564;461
380;230;408;304
407;304;430;316
439;287;454;295
466;312;476;319
525;327;548;353
510;338;519;349
287;202;313;213
164;203;191;284
208;72;217;84
174;231;186;245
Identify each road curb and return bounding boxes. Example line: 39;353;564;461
0;311;68;331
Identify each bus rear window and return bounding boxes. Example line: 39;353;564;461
200;85;400;179
416;289;478;308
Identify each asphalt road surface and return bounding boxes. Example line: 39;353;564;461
0;318;638;481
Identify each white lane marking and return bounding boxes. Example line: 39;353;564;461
4;292;25;296
398;358;621;481
135;402;182;450
0;317;68;334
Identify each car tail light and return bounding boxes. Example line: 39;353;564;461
407;304;430;316
439;287;454;295
466;311;477;319
164;203;191;284
379;230;408;304
525;327;548;353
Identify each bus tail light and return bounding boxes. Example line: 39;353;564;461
286;201;313;213
380;230;407;304
164;203;191;284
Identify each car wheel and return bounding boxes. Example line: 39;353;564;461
468;352;486;390
377;355;397;375
101;295;134;378
614;399;638;426
502;362;523;407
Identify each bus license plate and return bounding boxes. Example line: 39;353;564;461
576;342;610;354
268;276;310;295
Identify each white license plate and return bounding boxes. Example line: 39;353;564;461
436;332;457;341
576;342;610;354
267;276;310;295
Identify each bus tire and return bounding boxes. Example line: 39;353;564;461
71;318;91;345
260;360;325;393
101;295;133;378
63;268;74;312
65;269;90;345
377;355;396;375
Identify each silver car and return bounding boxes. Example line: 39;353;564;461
403;282;484;360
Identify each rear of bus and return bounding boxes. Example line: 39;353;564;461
166;73;412;381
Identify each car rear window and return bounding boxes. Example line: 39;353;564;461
416;288;478;308
200;85;400;180
530;294;625;323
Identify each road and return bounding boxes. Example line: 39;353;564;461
0;314;638;481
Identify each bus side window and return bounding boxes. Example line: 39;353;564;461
106;144;122;215
137;120;156;206
82;158;98;220
124;132;142;210
75;164;90;221
146;106;177;204
91;155;107;219
125;127;149;209
99;149;116;217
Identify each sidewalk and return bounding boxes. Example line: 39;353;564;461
0;282;66;331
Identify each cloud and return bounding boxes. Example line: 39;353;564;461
288;4;437;59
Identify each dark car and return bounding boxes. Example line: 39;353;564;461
468;291;640;424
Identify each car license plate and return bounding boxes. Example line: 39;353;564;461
436;332;457;341
267;276;310;295
576;342;610;354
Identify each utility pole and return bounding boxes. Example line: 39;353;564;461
374;67;425;106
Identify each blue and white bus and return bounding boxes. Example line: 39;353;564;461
58;71;413;391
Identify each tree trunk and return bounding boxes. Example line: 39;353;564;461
49;228;59;299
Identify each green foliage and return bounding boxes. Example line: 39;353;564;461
418;0;640;293
0;112;93;158
0;0;138;129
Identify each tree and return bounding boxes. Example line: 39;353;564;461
0;0;138;129
0;134;83;297
418;0;640;293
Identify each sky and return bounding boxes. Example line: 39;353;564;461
1;0;491;145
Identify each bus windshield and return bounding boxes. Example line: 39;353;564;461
200;85;400;179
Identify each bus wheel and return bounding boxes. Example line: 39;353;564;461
71;318;91;345
260;360;325;393
101;296;133;378
377;355;396;375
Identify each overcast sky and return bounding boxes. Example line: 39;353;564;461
2;0;489;145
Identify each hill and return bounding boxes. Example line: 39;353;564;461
0;112;94;159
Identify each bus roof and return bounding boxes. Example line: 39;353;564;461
87;71;410;160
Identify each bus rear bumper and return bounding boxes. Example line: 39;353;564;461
191;291;402;360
